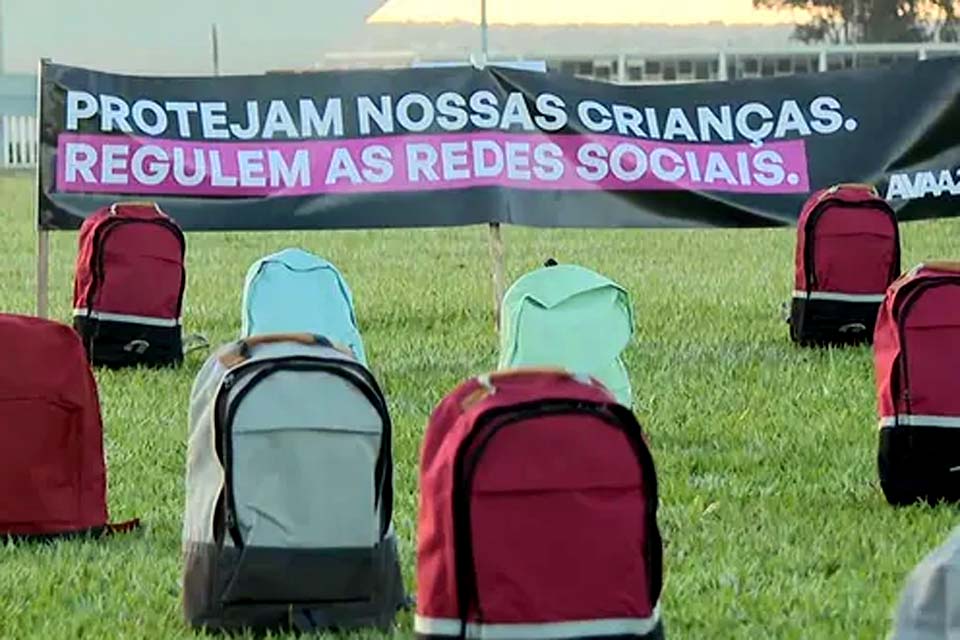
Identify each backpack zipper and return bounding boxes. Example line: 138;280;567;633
450;400;661;636
86;217;187;319
212;357;392;549
802;198;900;292
891;277;960;420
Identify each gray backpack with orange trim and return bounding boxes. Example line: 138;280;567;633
182;333;405;634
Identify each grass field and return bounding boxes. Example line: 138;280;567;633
0;172;957;639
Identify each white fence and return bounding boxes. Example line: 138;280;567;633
2;115;38;169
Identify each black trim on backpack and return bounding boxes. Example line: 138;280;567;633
788;297;882;347
73;316;183;369
450;400;662;639
802;196;900;293
879;425;960;506
86;216;187;319
891;278;960;420
183;536;405;634
212;356;394;550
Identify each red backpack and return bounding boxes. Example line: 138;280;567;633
789;183;900;346
0;314;138;538
416;369;663;640
73;202;186;368
874;263;960;506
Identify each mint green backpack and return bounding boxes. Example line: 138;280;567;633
497;260;635;407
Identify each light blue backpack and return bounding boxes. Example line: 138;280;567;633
498;260;635;407
240;248;367;364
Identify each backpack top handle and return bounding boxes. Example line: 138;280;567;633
219;333;351;368
826;182;878;195
909;261;960;277
815;182;879;206
108;201;164;215
460;367;613;410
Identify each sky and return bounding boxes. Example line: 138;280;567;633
1;0;796;75
2;0;382;74
369;0;798;26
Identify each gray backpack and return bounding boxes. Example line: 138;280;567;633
182;333;405;634
889;526;960;639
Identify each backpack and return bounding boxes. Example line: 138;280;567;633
416;369;663;640
889;525;960;639
241;248;367;365
183;333;405;634
789;183;900;346
0;314;139;539
874;262;960;506
73;202;186;368
498;261;635;407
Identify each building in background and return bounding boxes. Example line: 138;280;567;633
312;23;960;81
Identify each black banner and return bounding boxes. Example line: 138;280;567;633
38;58;960;231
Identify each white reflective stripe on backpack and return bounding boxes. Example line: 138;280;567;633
880;415;960;428
414;605;662;639
792;290;887;303
73;308;181;327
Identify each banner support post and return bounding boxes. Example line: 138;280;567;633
36;58;50;319
488;220;505;329
479;0;505;328
37;229;49;318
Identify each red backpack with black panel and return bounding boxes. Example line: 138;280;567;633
416;369;664;640
874;263;960;506
73;202;186;368
789;183;900;346
0;314;138;539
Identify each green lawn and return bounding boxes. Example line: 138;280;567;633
0;173;957;639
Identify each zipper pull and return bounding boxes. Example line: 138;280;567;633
222;373;235;390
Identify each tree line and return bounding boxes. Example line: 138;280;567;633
755;0;959;43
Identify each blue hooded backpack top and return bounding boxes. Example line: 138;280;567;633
240;248;367;365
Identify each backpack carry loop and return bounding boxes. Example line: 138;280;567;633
464;368;613;410
911;261;960;276
478;367;601;389
816;183;878;204
108;201;163;216
218;333;352;368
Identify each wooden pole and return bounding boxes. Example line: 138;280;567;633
36;57;49;318
489;221;505;329
480;0;489;59
37;229;49;318
211;23;220;76
480;0;506;328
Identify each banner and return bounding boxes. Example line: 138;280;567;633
38;58;960;231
